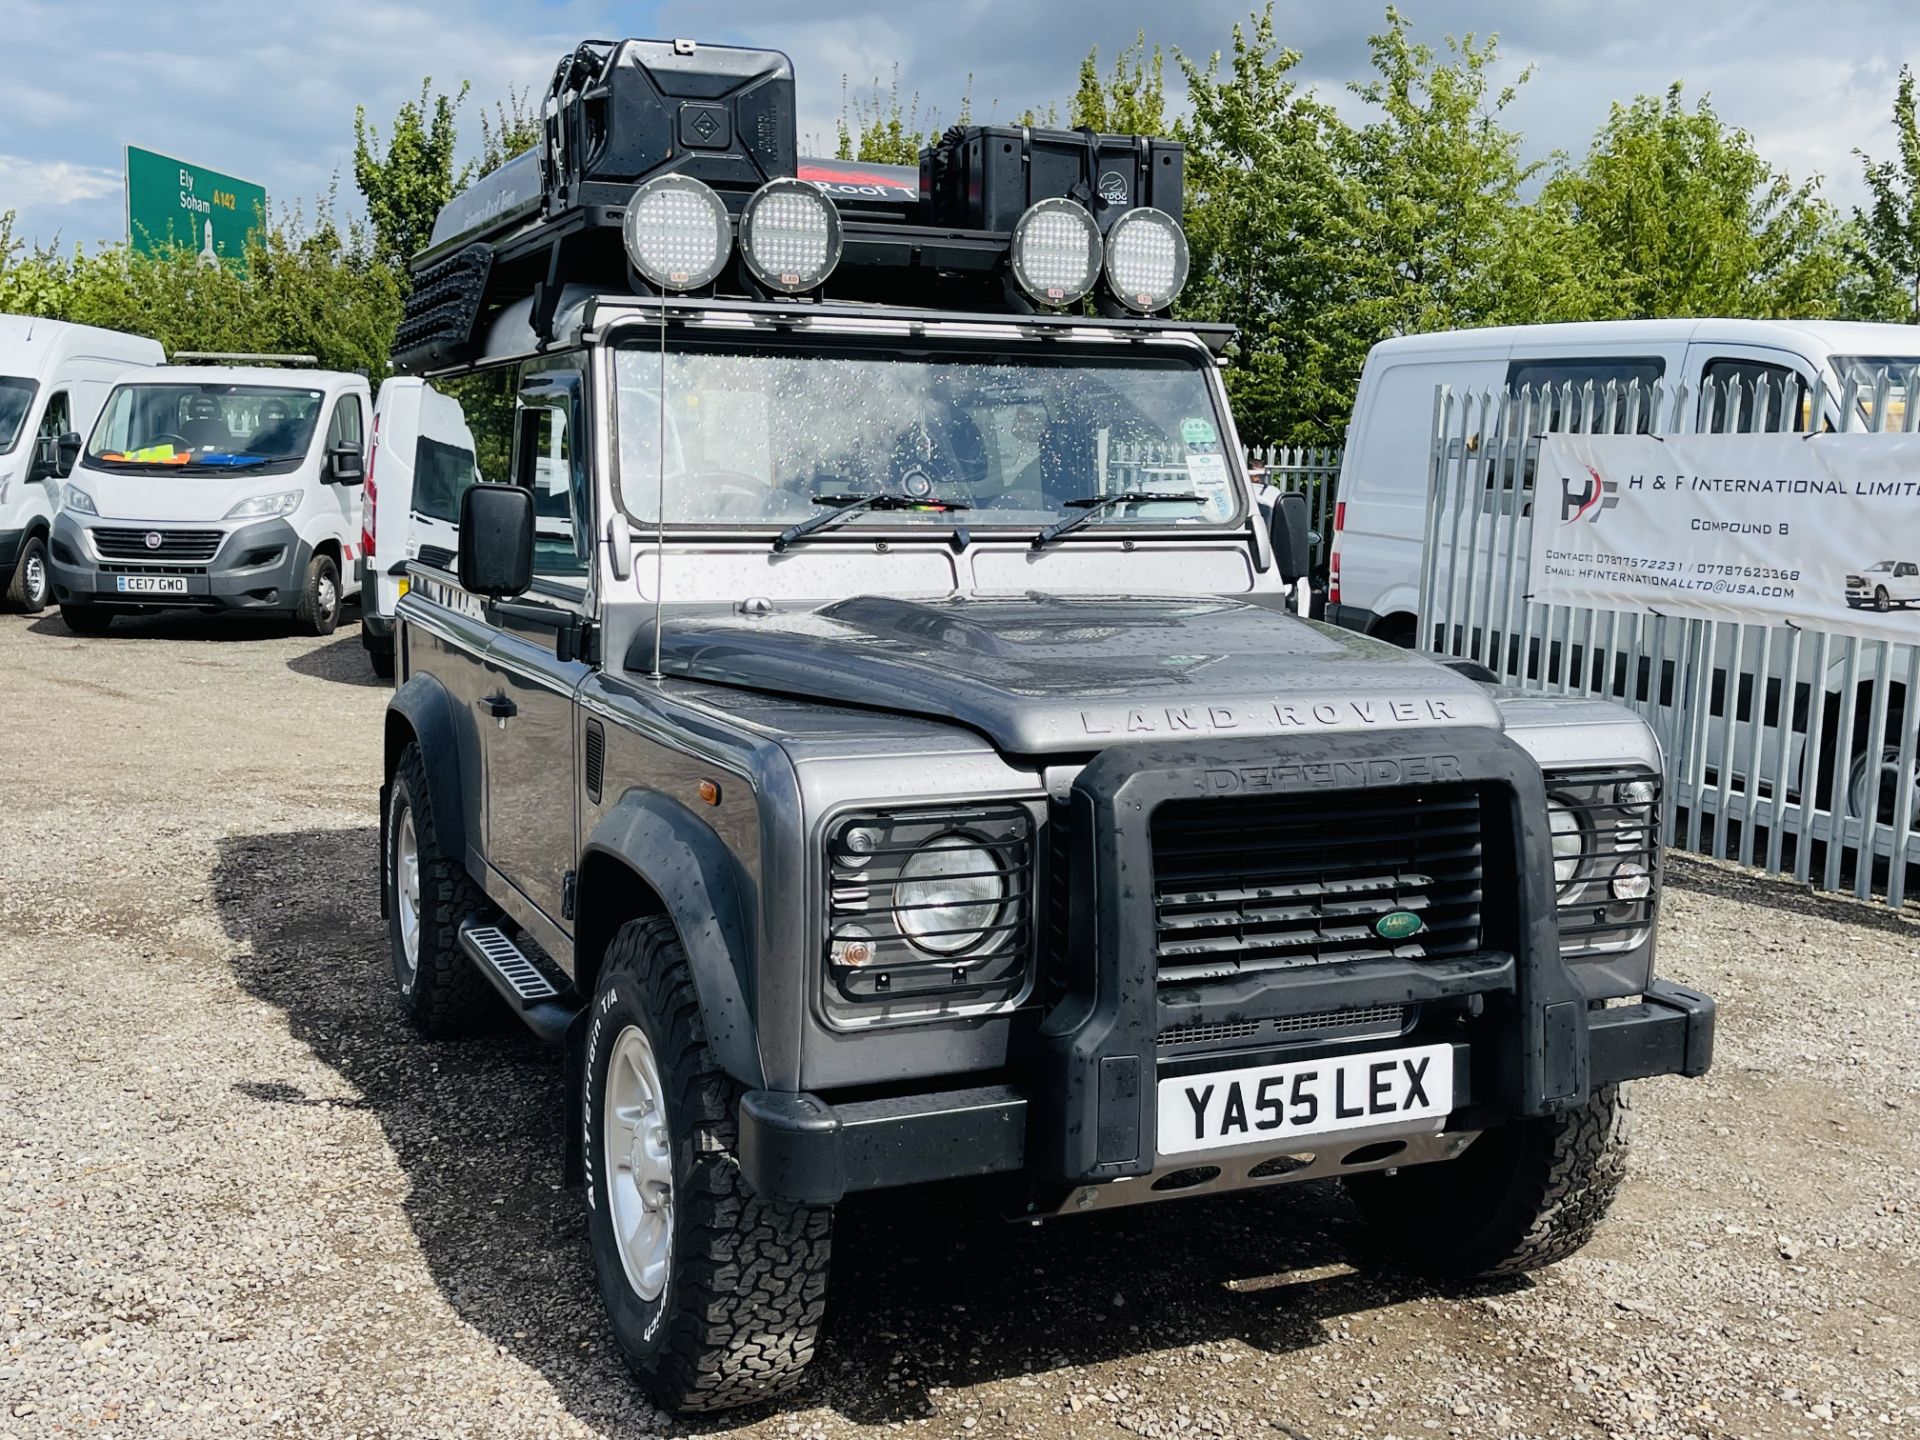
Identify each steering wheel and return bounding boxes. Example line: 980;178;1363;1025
146;432;192;450
676;468;772;519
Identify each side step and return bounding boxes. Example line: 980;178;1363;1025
457;921;579;1043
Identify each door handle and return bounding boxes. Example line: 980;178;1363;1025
483;691;518;724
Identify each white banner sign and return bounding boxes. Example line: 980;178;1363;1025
1530;432;1920;641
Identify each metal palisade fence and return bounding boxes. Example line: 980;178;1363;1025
1246;444;1343;569
1419;368;1920;909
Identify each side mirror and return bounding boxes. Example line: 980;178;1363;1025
54;432;82;480
327;444;365;484
458;484;533;598
1269;491;1312;585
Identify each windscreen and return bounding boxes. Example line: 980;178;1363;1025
87;382;325;472
1831;355;1917;430
0;377;35;454
611;338;1241;532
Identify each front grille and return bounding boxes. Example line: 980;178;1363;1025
97;563;208;576
1159;1003;1411;1050
92;528;224;563
1151;783;1486;984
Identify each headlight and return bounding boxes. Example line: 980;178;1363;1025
621;173;731;292
1103;207;1189;313
1546;799;1586;894
823;808;1034;1025
895;836;1007;956
224;490;302;520
1009;198;1102;309
739;178;842;294
62;485;98;516
1544;769;1661;960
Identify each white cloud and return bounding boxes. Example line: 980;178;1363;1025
0;155;121;210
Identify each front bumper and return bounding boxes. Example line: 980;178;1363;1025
49;513;309;613
739;978;1714;1206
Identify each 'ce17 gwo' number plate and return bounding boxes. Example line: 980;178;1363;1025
1157;1043;1453;1156
115;575;189;595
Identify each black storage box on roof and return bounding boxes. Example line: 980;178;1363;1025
921;126;1183;233
545;38;797;214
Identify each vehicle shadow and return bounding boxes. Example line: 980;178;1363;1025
26;609;361;643
283;632;387;687
212;826;1520;1434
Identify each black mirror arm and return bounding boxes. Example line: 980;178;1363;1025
486;596;597;664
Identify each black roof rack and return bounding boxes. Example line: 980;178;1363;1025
393;36;1188;375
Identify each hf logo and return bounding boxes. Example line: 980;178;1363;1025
1560;464;1619;525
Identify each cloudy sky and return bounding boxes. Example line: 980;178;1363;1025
2;0;1914;251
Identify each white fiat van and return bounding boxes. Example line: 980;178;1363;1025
47;364;370;635
0;317;165;612
360;377;481;676
1325;318;1920;645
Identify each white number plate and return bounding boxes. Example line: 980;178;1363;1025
116;575;189;595
1157;1043;1453;1156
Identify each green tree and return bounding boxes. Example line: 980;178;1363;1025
1175;5;1366;442
1851;65;1920;322
1070;33;1167;134
1;198;403;380
1345;8;1555;337
1541;84;1851;318
835;70;939;165
477;86;541;180
354;78;469;271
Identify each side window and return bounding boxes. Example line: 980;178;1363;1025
326;394;365;455
514;382;590;583
1899;563;1919;578
1698;359;1809;433
29;391;71;478
412;435;478;522
1505;357;1666;433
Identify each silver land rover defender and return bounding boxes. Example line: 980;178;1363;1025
377;37;1715;1413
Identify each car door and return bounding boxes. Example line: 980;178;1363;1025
479;361;593;930
322;391;366;569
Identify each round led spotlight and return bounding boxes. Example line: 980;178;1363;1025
740;178;843;294
1010;198;1102;309
621;174;731;292
1104;207;1190;313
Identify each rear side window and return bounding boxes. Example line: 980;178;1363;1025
1505;356;1666;432
412;435;478;523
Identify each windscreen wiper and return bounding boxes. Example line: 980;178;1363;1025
773;492;971;551
1030;491;1205;550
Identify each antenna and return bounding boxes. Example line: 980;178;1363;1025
650;296;667;677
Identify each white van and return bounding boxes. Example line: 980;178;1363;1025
360;378;481;677
1328;318;1920;838
1326;318;1920;644
47;364;371;635
0;317;164;612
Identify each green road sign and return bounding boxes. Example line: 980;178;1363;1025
125;145;266;266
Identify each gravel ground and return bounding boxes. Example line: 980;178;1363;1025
1;607;1917;1440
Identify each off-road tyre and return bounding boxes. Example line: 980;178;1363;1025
384;742;499;1037
584;916;833;1412
59;603;113;635
366;640;396;680
1344;1084;1630;1278
295;552;342;637
5;535;50;612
